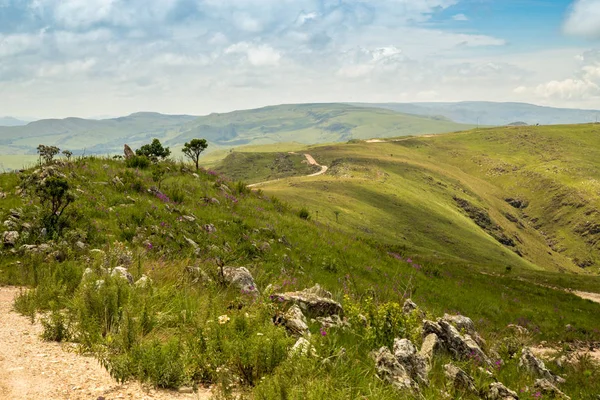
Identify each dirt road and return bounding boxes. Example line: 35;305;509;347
248;153;327;187
0;286;211;400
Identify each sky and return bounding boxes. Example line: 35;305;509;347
1;0;600;118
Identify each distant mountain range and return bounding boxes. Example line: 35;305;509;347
353;101;600;125
0;117;30;127
0;105;472;157
1;101;600;161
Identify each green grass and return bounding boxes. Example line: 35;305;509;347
1;143;600;397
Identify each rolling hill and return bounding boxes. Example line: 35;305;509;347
354;101;600;126
217;123;600;276
0;104;473;166
0;117;29;127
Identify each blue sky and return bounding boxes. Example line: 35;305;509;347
0;0;599;118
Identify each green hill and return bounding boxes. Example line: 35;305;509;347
0;104;473;168
0;150;599;398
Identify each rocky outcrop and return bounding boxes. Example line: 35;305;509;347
519;348;564;384
442;314;486;347
124;144;135;159
487;382;519;400
403;299;418;314
373;338;428;392
283;305;310;336
2;231;19;247
419;333;441;364
423;318;491;366
444;363;477;394
534;379;570;399
222;267;259;295
272;284;343;318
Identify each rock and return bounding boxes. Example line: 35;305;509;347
184;266;211;283
123;144;135;159
507;324;530;335
259;242;271;252
373;346;416;392
534;378;570;399
317;315;349;329
3;220;18;230
184;236;199;249
135;275;152;289
203;224;217;233
420;333;441;364
2;231;19;247
38;243;51;252
192;173;200;179
112;176;124;187
110;266;134;285
0;192;6;199
403;299;418;314
177;387;194;394
182;215;195;222
9;208;21;219
519;348;564;384
442;314;486;347
272;284;343;318
82;268;94;280
21;244;38;253
222;267;259;295
283;305;310;336
290;337;317;357
438;319;491;366
75;241;86;250
444;363;477;394
126;196;136;203
487;382;519;400
393;338;429;385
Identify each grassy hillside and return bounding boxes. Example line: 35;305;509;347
1;155;599;398
356;101;600;125
223;124;600;276
0;104;473;170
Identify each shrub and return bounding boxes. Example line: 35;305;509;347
136;139;171;163
35;176;75;234
37;144;60;164
125;155;151;169
298;208;311;220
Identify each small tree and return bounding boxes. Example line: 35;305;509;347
37;145;60;165
136;139;171;163
36;176;74;233
182;139;208;171
62;150;73;161
151;164;167;189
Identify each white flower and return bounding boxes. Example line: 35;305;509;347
218;315;230;325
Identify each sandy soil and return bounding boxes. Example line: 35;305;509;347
0;286;212;400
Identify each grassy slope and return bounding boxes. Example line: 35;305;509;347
0;157;599;398
230;125;600;279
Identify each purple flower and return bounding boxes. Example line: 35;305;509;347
320;327;327;337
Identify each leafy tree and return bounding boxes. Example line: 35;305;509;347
36;176;75;233
182;139;208;171
62;150;73;161
37;145;60;165
136;139;171;163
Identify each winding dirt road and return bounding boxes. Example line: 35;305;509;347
248;153;327;188
0;286;211;400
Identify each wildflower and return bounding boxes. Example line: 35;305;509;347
320;327;327;337
218;315;230;325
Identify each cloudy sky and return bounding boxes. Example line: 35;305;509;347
1;0;600;118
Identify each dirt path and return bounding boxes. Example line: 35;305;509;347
248;153;327;188
0;286;212;400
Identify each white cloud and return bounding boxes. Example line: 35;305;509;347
225;42;281;66
564;0;600;39
452;14;468;21
535;79;599;100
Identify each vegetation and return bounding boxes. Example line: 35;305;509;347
37;144;60;165
182;139;209;171
135;139;171;162
1;126;600;398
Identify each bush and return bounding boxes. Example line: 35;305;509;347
136;139;171;163
298;208;311;220
126;155;151;170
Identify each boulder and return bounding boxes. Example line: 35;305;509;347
222;267;259;295
403;299;418;314
373;346;416;392
123;144;135;159
534;379;570;399
135;275;152;289
442;314;486;347
438;319;491;366
519;348;565;384
317;314;349;329
283;305;310;336
393;339;429;385
111;266;134;285
420;333;441;364
487;382;519;400
507;324;530;335
290;337;317;357
444;363;477;394
3;220;18;230
272;284;343;318
2;231;19;247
